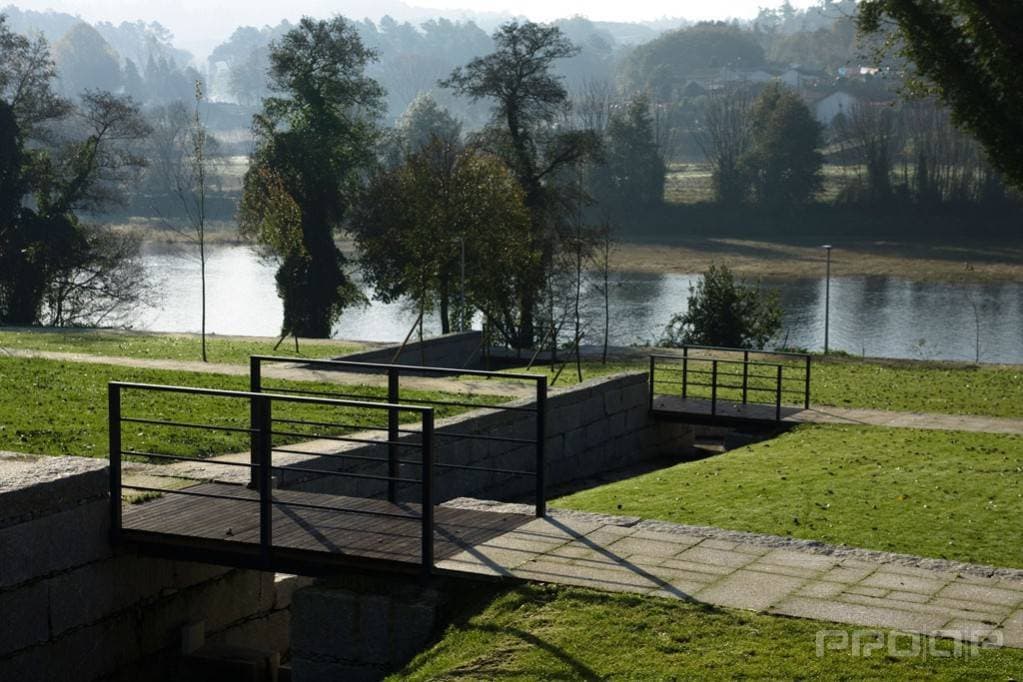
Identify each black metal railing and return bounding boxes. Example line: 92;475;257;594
249;356;548;516
108;382;437;574
649;345;812;421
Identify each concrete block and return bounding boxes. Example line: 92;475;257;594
0;580;49;655
581;395;605;424
603;389;624;416
585;421;609;450
358;593;391;663
291;587;359;661
607;411;627;438
0;453;107;529
290;657;386;682
564;428;586;457
0;499;112;588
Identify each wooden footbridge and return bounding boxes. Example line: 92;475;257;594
110;348;811;578
648;345;813;427
111;358;546;578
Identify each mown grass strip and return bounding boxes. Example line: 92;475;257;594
0;328;363;365
391;584;1023;680
0;357;505;459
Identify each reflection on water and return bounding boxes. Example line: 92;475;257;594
136;244;1023;364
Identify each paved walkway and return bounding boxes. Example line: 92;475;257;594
653;396;1023;435
438;501;1023;648
0;348;535;399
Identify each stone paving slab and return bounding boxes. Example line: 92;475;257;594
437;501;1023;649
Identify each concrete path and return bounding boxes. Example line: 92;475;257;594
653;396;1023;435
0;348;535;399
438;501;1023;649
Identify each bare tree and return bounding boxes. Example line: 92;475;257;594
146;82;219;360
694;86;754;204
836;101;901;202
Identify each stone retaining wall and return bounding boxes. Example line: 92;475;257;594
282;371;693;504
336;330;483;369
0;452;292;681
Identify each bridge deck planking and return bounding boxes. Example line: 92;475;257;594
651;395;804;425
122;482;531;569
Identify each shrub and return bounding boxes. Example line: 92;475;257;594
659;264;782;349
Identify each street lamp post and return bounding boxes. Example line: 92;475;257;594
822;244;832;354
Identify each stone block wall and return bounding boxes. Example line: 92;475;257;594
281;371;693;505
0;452;292;681
335;330;483;370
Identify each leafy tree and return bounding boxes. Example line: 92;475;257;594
836;101;901;203
51;22;121;97
741;83;823;209
0;17;151;325
621;23;765;101
350;141;534;340
239;16;381;339
588;94;665;219
858;1;1023;190
443;20;598;347
381;92;462;167
660;264;782;350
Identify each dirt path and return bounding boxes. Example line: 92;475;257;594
0;348;537;398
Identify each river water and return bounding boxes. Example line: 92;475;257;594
136;244;1023;364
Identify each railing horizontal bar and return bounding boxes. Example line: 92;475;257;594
651;345;811;359
121;484;259;504
272;416;410;434
252;355;546;381
120;417;256;434
652;356;783;368
121;450;256;468
435;431;535;445
271;497;420;520
271;446;422;468
434;461;536;476
269;429;422;448
268;463;422;485
109;382;432;414
393;396;535;413
259;386;384;402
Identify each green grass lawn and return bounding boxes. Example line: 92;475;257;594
0;357;505;459
513;355;1023;418
391;584;1023;680
556;424;1023;569
0;328;364;365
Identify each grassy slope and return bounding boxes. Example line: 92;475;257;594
0;328;363;365
556;424;1023;569
391;584;1023;680
513;356;1023;418
0;357;504;458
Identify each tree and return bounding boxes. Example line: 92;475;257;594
660;264;782;350
239;16;382;339
443;20;599;347
350;140;534;342
588;94;665;219
741;83;823;209
51;23;121;97
858;1;1023;190
836;101;901;203
1;17;150;326
696;87;754;205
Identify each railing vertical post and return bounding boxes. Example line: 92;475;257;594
249;357;261;489
387;368;400;503
804;355;811;409
682;347;689;399
535;376;547;517
742;350;749;404
108;383;122;544
648;356;655;411
421;409;435;576
711;360;718;416
255;394;273;565
776;365;783;421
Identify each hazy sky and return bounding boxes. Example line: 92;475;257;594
9;0;818;57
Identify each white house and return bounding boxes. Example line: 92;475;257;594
813;91;860;126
